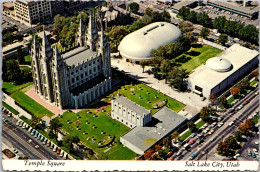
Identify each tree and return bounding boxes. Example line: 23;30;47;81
217;141;230;156
179;21;193;33
245;119;255;131
31;115;40;128
140;61;148;73
49;118;63;140
224;136;238;149
238;78;249;94
230;87;240;98
169;67;188;91
160;59;172;83
234;131;242;141
145;7;153;16
200;106;210;121
251;69;259;81
219;96;228;108
36;25;44;32
188;121;196;132
3;59;21;82
209;93;216;105
108;26;129;52
171;131;180;143
178;7;191;20
63;135;80;151
17;47;25;64
162;137;171;148
200;27;210;38
219;34;228;45
27;30;33;35
154;144;162;152
144;148;155;160
128;2;139;13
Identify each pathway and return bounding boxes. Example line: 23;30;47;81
2;93;32;120
199;38;227;51
111;58;209;113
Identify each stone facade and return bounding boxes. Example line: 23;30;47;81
30;14;112;109
14;0;52;25
111;95;152;129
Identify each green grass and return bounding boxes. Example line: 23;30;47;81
174;44;223;73
179;130;192;141
59;107;137;160
2;101;19;115
20;115;32;125
108;83;185;114
11;91;54;118
20;66;31;71
179;120;206;141
250;79;258;87
253;115;259;124
227;96;235;104
2;82;33;95
196;120;205;129
53;43;64;52
25;55;31;63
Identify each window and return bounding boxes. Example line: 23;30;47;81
126;122;128;125
85;72;88;76
137;117;139;120
117;117;119;119
121;120;123;122
81;74;83;78
195;85;203;92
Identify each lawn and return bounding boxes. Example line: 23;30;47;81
227;96;235;104
20;66;31;71
20;115;32;125
59;107;137;160
11;91;54;118
196;120;205;129
108;83;185;114
253;115;259;124
2;101;19;115
25;55;31;63
2;82;33;95
250;79;258;87
174;44;223;73
179;120;205;141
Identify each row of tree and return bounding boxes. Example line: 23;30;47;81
178;7;259;45
217;118;255;156
3;31;23;46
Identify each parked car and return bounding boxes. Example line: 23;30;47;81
237;105;244;110
217;122;224;127
191;133;197;138
228;121;234;126
211;136;217;141
190;154;197;160
176;150;183;156
189;139;196;145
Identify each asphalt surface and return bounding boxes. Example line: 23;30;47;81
2;113;62;160
171;87;259;161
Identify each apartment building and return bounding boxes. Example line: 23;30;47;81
14;0;52;25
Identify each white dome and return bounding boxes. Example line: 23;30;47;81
118;22;182;61
206;57;232;72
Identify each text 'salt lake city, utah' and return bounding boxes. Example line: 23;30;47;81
1;0;259;171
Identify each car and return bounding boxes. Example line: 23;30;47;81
22;123;27;129
228;121;234;126
2;117;7;122
8;112;12;117
248;149;251;156
237;105;244;110
27;139;32;143
19;121;24;127
255;141;259;145
198;139;204;144
184;139;190;143
253;148;258;153
35;145;39;149
252;152;256;158
218;116;223;121
211;136;217;141
189;139;196;145
60;150;64;157
63;153;68;160
12;148;18;153
189;154;197;160
41;136;45;142
191;133;197;138
37;134;42;140
53;146;58;152
31;129;36;135
176;150;183;156
201;97;206;101
217;122;224;127
255;92;259;96
244;99;250;105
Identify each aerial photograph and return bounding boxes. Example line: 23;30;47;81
1;0;259;164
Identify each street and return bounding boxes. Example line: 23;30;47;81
2;113;62;160
175;88;259;161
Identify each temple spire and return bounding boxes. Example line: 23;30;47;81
42;30;49;47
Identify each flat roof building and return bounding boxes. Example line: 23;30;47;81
118;22;181;62
120;107;187;155
188;44;259;98
207;1;259;19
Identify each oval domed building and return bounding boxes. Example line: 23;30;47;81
118;22;182;62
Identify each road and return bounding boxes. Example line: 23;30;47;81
172;87;259;160
2;113;62;160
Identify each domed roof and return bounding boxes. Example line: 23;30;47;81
206;57;232;72
118;22;181;61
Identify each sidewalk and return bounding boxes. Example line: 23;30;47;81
2;93;32;120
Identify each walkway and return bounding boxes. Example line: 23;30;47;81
2;93;32;120
199;38;227;51
25;88;81;119
111;58;209;113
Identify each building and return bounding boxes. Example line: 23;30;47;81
171;1;198;13
50;1;65;17
188;44;259;98
3;1;14;15
2;41;29;59
207;1;259;19
63;0;88;13
120;107;187;155
100;2;131;28
14;0;52;25
118;22;182;62
111;95;152;129
30;14;112;109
